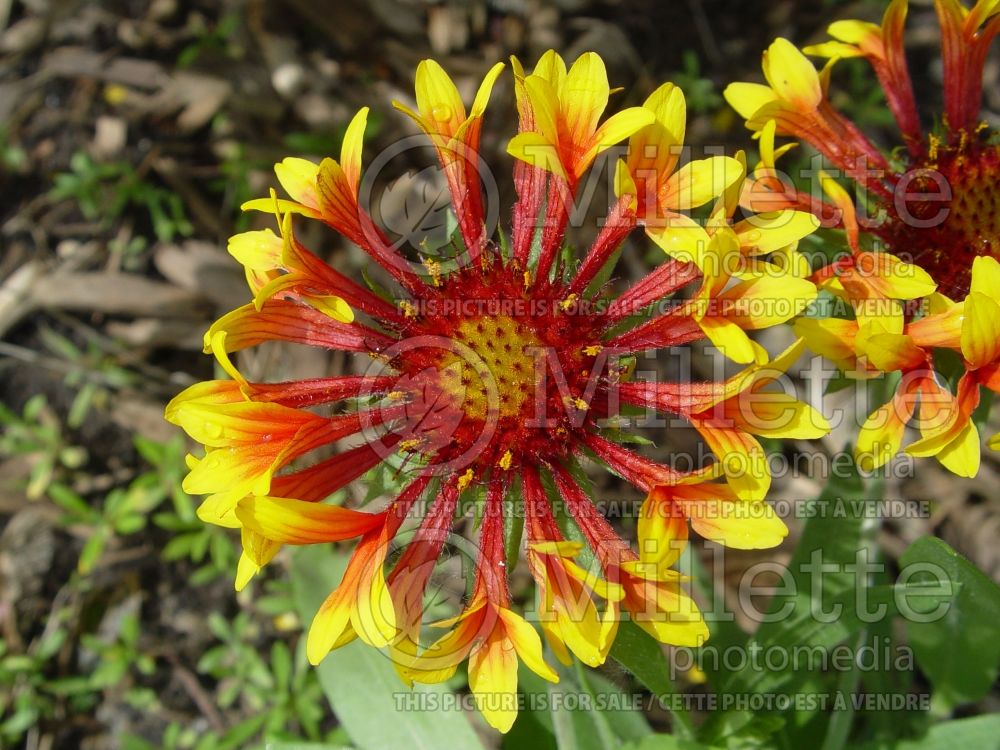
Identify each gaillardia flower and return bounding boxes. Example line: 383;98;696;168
167;51;826;732
726;0;999;298
726;0;1000;477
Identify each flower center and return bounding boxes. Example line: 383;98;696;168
386;254;606;473
441;315;542;421
877;140;1000;299
943;144;1000;252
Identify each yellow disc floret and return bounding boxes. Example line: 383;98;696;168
438;315;544;421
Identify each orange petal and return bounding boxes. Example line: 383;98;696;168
638;490;688;573
961;292;1000;368
762;38;822;111
235;496;385;544
468;627;520;733
677;496;788;549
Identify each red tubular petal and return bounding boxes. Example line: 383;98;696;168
284;406;405;468
935;0;968;132
271;438;397;502
512;162;548;264
961;16;1000;135
441;138;488;259
535;177;573;283
290;238;406;323
876;0;924;155
824;105;893;178
566;195;637;297
521;464;562;542
511;78;548;266
386;472;436;535
605;311;704;353
475;478;510;606
249;375;397;408
548;461;632;560
386;481;461;626
604;259;700;323
216;299;397;354
314;165;363;240
617;380;706;416
578;431;682;492
771;109;894;198
314;168;427;294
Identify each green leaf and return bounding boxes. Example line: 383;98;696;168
503;476;525;571
620;736;723;750
900;536;1000;709
47;483;96;521
609;621;694;739
78;528;109;574
577;666;651;745
1;706;41;738
23;393;48;422
971;388;994;433
583;245;625;299
857;715;1000;750
271;641;292;692
133;434;166;465
291;545;485;750
216;714;268;750
515;661;649;750
120;734;160;750
68;381;98;428
702;456;871;742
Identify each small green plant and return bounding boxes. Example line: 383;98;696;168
196;613;327;745
149;434;239;585
197;612;271;711
673;49;722;114
37;326;141;429
0;626;77;743
177;12;242;68
0;126;28;172
0;607;154;745
212;141;266;233
47;473;162;574
0;394;87;499
80;613;156;692
50;152;193;242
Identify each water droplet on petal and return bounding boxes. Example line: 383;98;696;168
431;105;451;123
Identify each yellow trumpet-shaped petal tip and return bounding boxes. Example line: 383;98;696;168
762;38;823;111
